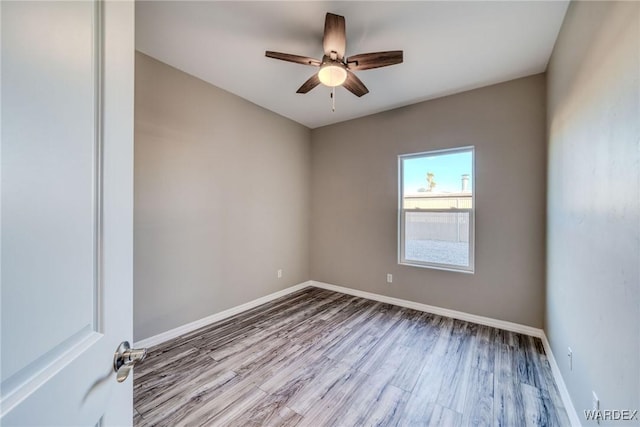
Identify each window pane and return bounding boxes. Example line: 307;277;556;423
399;147;474;271
404;211;470;267
402;150;473;207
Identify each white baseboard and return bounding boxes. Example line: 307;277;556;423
134;281;312;348
310;280;544;338
541;333;582;426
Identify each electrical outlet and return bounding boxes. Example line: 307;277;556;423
567;347;572;371
592;391;600;424
386;274;393;284
277;269;282;279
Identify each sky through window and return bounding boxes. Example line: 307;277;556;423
403;150;472;194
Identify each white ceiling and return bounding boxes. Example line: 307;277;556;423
136;1;569;129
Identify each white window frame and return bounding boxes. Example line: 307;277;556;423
398;146;475;273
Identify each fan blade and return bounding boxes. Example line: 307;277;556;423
323;13;346;59
347;51;403;71
296;73;321;94
342;71;369;97
265;51;321;67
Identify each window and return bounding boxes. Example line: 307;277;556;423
399;147;474;272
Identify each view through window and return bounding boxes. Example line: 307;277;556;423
399;147;474;272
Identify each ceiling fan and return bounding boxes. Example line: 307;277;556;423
265;12;403;98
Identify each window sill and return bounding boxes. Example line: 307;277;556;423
399;261;474;274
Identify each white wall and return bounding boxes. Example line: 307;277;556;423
311;75;548;328
134;53;311;341
546;1;640;421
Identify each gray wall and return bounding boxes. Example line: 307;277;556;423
134;53;311;341
546;1;640;420
310;75;547;328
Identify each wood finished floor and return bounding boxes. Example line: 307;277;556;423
134;287;570;426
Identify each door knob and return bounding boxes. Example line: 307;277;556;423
113;341;147;382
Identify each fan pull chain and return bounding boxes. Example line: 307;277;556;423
331;87;336;112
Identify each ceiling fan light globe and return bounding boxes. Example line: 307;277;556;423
318;64;347;87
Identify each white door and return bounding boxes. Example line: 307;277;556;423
1;1;135;425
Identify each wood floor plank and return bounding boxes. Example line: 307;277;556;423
173;374;264;426
494;342;518;380
436;323;476;413
134;344;201;381
198;385;269;427
390;343;431;392
362;342;411;386
137;369;240;426
295;368;369;426
258;353;334;398
471;324;497;372
221;391;303;427
399;326;454;424
494;376;526;427
134;351;219;415
472;336;496;373
324;304;404;370
323;372;405;427
285;358;354;415
461;368;494;426
361;383;410;427
520;335;549;392
222;338;298;377
521;383;561;427
134;288;569;427
423;403;463;427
